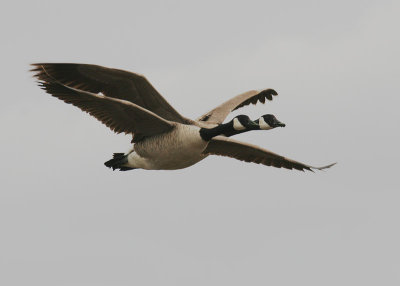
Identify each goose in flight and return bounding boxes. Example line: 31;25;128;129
31;63;334;172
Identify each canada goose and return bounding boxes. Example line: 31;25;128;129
31;63;335;172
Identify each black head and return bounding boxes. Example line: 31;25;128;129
232;115;259;131
258;114;286;130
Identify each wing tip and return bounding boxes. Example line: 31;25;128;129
259;88;278;96
312;162;337;171
30;64;57;84
29;63;43;74
257;88;278;102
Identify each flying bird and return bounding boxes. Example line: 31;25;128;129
31;63;335;172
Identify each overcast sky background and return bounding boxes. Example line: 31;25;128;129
1;0;399;285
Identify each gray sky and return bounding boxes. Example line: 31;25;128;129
1;0;399;285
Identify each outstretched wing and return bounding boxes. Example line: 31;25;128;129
31;63;191;124
36;76;174;142
203;136;335;172
197;89;278;124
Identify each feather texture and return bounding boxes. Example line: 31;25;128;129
36;76;174;141
31;63;191;124
203;136;336;172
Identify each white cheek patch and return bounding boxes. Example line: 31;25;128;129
233;118;246;131
259;117;272;130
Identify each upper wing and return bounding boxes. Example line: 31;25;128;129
36;76;174;142
203;136;335;172
197;89;278;124
31;63;191;124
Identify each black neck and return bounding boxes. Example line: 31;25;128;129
199;122;259;141
222;122;261;137
199;123;228;141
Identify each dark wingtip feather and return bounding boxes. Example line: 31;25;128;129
259;88;278;99
232;88;279;111
313;162;337;171
30;63;43;75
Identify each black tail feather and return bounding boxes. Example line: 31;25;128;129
104;153;135;171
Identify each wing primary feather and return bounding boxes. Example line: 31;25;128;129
203;137;335;172
197;89;278;124
34;73;174;138
31;63;191;124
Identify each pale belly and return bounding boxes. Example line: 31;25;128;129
125;125;209;170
